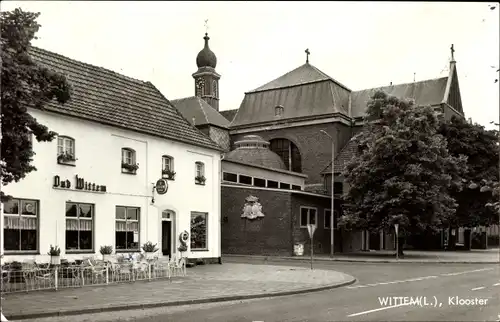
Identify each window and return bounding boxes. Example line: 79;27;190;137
57;136;76;164
275;105;284;117
292;185;301;191
280;182;290;190
115;206;140;251
3;198;38;252
195;162;206;185
334;182;344;195
253;178;266;187
223;172;237;182
269;138;302;172
66;202;94;251
196;78;205;96
239;175;252;185
190;212;208;250
212;80;218;97
121;148;138;174
267;180;279;188
162;155;175;179
324;209;338;229
300;207;317;228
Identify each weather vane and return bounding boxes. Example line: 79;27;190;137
450;44;455;61
204;19;209;34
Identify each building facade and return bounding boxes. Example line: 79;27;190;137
1;47;223;263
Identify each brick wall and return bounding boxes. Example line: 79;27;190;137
221;186;293;256
290;193;342;255
230;122;353;184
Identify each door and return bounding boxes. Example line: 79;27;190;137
162;221;172;257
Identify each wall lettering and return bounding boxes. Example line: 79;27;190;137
53;175;106;193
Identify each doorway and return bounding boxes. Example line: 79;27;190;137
161;221;172;257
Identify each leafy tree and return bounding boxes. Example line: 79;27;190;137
1;8;71;201
339;90;466;255
438;116;499;228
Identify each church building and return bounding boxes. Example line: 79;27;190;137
175;33;465;255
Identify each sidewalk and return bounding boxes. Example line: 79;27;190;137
2;263;355;320
224;248;500;264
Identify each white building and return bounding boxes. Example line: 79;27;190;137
1;47;223;263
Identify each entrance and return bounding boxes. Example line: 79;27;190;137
161;221;172;257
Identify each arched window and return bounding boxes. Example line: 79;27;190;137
121;148;138;174
275;105;284;117
269;138;302;173
57;135;76;165
162;155;175;180
212;80;218;97
196;78;205;96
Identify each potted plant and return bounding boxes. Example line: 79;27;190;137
162;168;176;180
48;245;61;265
57;152;76;165
195;175;206;185
141;241;158;260
99;245;113;261
122;162;139;173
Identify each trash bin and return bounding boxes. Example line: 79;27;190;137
293;243;304;256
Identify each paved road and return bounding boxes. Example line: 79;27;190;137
15;259;500;322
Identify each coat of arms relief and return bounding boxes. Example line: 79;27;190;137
241;195;265;220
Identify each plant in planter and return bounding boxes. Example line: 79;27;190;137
178;231;189;258
195;175;206;185
162;168;176;180
141;241;158;260
99;245;113;261
48;245;61;265
57;152;76;164
122;162;139;173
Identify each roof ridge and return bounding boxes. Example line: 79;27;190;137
30;46;147;85
197;97;210;124
307;63;352;92
355;76;449;92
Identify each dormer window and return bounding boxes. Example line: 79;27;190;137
57;136;76;166
195;161;206;185
275;105;284;117
121;148;139;174
162;155;176;180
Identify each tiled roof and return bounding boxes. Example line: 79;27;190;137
171;96;229;129
28;47;222;151
248;63;351;93
230;64;351;128
321;128;369;175
351;77;448;118
225;135;286;170
220;109;238;123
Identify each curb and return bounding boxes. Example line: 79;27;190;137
223;255;500;265
5;276;356;321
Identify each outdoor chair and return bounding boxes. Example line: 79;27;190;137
85;259;106;284
1;266;10;293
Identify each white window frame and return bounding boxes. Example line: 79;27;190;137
115;206;140;251
121;148;136;165
299;206;317;228
65;202;94;252
57;136;75;158
162;155;174;172
2;198;39;253
190;211;208;251
195;161;205;177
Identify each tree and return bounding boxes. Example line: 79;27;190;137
340;90;466;255
438;116;499;228
1;8;71;201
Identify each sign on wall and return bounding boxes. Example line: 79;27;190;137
155;179;168;195
241;195;265;220
53;175;107;193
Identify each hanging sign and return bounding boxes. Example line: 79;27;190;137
155;179;168;195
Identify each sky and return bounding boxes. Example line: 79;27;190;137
2;1;499;129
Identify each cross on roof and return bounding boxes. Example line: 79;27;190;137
305;48;310;63
450;44;455;61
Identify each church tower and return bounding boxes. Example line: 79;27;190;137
193;33;221;111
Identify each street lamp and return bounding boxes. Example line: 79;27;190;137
320;130;335;257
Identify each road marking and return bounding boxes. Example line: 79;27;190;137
441;268;493;277
347;303;409;317
346;276;438;289
472;286;485;291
